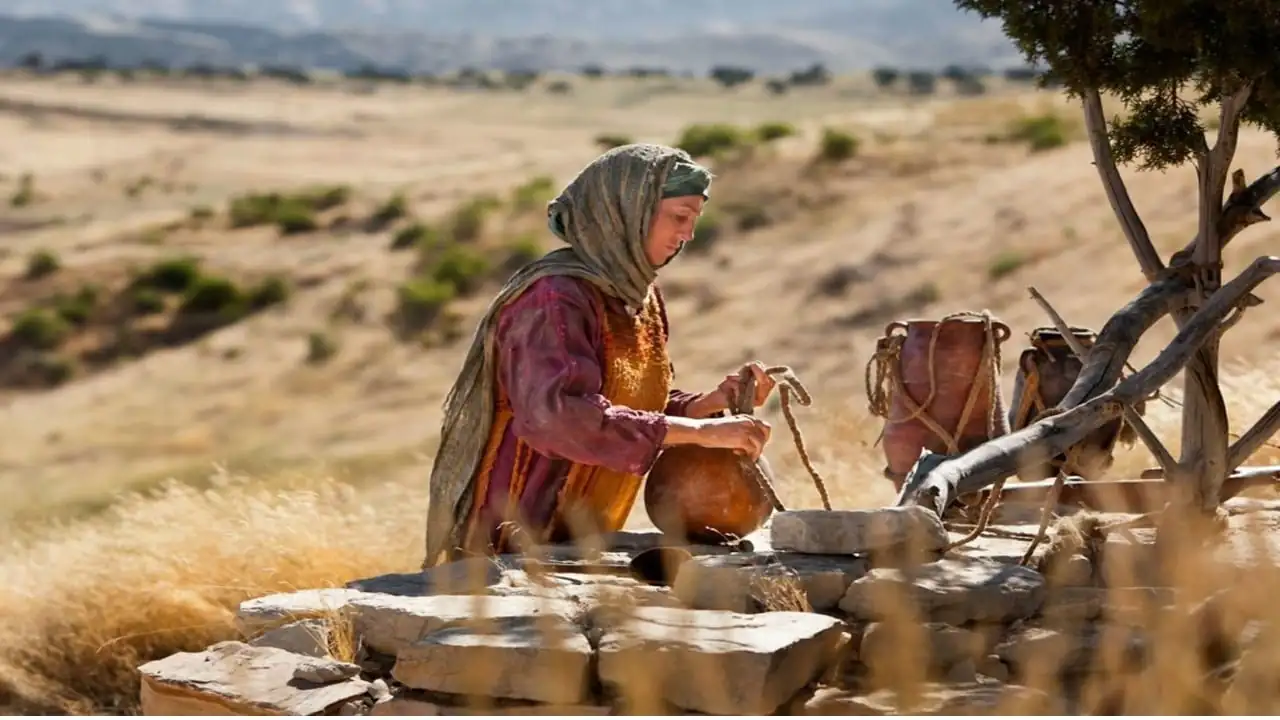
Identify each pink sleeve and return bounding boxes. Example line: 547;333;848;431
495;276;669;476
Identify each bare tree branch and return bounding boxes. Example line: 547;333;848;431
1171;166;1280;267
1026;286;1177;474
897;256;1280;516
1082;89;1166;282
1058;276;1190;408
1197;85;1253;253
1228;401;1280;470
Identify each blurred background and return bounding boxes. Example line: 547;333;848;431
0;1;1277;713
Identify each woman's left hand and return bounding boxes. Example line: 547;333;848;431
714;361;776;411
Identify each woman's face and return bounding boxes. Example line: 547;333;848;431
645;195;705;267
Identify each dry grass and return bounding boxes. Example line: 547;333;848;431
0;70;1277;714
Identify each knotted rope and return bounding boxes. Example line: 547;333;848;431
731;364;833;512
863;310;1010;550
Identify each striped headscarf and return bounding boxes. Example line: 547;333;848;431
422;143;712;567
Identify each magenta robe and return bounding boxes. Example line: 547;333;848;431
469;275;703;550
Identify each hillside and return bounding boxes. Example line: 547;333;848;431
0;69;1276;531
2;59;1280;717
0;2;1021;74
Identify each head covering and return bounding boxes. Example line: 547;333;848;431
422;143;712;568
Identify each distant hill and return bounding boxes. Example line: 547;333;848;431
0;1;1024;76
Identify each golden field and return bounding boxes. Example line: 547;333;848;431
0;68;1277;714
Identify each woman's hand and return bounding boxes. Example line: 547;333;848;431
687;362;777;418
664;415;772;460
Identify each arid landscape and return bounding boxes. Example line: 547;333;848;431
0;63;1278;714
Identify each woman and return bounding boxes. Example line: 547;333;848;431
423;143;775;569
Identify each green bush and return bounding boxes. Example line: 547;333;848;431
135;257;202;293
1007;113;1069;152
25;249;60;279
817;128;859;162
390;222;437;251
10;309;70;350
448;195;501;242
130;287;167;315
430;246;490;294
396;278;456;329
178;276;245;318
248;276;290;309
369;193;409;228
756;121;797;142
53;286;98;326
510;176;557;213
675;123;747;158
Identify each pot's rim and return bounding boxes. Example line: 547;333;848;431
1029;324;1096;337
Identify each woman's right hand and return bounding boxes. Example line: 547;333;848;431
667;415;771;459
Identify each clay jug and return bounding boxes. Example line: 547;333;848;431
643;368;778;544
1008;326;1138;481
868;313;1012;492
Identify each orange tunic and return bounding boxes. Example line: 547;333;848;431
460;280;675;552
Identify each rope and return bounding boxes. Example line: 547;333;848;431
730;364;833;512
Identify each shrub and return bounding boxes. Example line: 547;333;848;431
390;222;436;251
10;309;70;350
817;128;860;163
369;193;409;229
1008;113;1070;152
448;195;501;242
248;276;290;309
178;276;245;318
756;122;797;142
53;286;98;326
594;134;633;151
396;278;456;329
430;246;490;294
675;123;747;158
130;287;167;315
511;176;556;213
135;257;202;293
25;249;60;279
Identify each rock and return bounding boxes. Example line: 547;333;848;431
249;619;331;658
370;697;443;715
801;680;1055;715
995;622;1146;679
392;614;593;704
236;588;371;634
839;557;1046;625
293;657;362;684
1040;586;1175;625
771;507;949;557
349;593;580;656
672;552;869;612
596;606;847;715
370;698;611;715
138;641;372;716
977;654;1009;682
494;570;681;611
347;556;509;597
860;622;982;675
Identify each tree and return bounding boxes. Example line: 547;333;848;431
898;0;1280;527
872;66;900;89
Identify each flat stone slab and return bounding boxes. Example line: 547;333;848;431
392;613;593;704
237;588;372;634
595;606;846;715
348;593;581;657
249;619;331;658
672;551;869;612
771;507;949;556
839;557;1046;625
348;556;512;597
138;641;372;716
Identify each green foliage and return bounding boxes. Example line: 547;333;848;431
134;257;202;293
988;250;1027;279
954;0;1280;170
1008;113;1072;151
248;276;290;309
369;192;409;229
675;123;748;158
755;121;797;142
390;222;437;251
10;309;70;350
178;276;246;318
505;233;544;268
447;195;501;242
53;285;99;326
129;287;167;315
429;246;490;293
10;173;36;207
510;175;556;213
396;278;456;330
817;128;860;162
227;188;340;233
594;134;633;151
25;249;60;279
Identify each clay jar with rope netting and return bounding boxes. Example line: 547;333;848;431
645;368;776;544
644;364;833;545
1009;326;1141;481
867;313;1012;492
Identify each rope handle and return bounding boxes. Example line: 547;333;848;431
726;364;833;512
